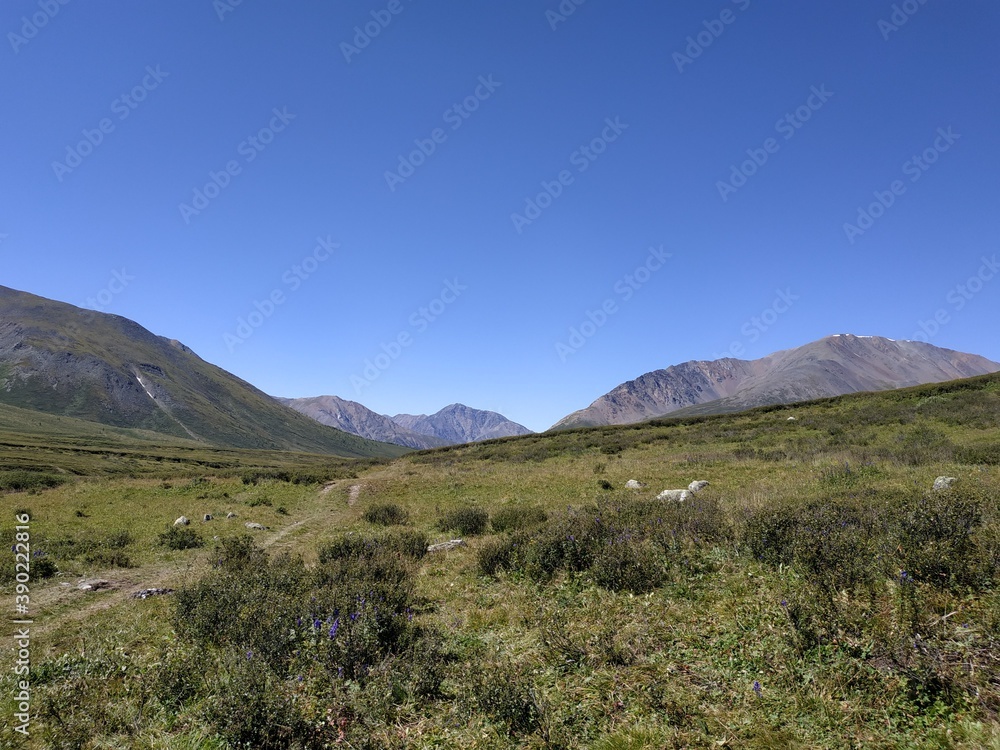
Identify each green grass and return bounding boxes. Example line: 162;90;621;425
2;373;1000;748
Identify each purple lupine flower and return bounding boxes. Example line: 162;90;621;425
752;680;762;696
329;617;340;639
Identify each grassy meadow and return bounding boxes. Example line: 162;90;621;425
2;374;1000;748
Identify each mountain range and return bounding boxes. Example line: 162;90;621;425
279;396;532;450
3;285;999;451
552;334;1000;429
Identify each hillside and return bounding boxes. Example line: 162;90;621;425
554;334;1000;429
0;286;405;458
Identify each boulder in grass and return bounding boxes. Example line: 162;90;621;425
427;539;465;553
933;476;957;491
226;512;238;519
245;522;267;531
688;480;710;492
657;489;690;502
174;516;190;526
625;479;646;490
203;514;213;522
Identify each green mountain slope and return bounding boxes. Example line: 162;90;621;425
0;286;405;458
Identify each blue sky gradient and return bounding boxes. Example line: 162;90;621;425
2;0;998;431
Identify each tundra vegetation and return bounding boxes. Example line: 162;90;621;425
2;373;1000;748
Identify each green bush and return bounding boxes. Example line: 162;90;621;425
491;505;547;533
470;661;542;737
591;538;665;593
200;649;307;750
84;549;134;569
0;470;66;492
438;507;489;536
363;502;410;526
896;488;984;588
476;535;521;577
743;498;884;592
158;526;204;551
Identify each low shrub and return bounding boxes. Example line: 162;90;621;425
591;538;665;593
0;470;66;492
469;660;542;737
492;506;547;533
438;507;489;536
363;502;410;526
158;526;204;551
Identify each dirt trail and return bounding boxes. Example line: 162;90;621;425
348;483;361;506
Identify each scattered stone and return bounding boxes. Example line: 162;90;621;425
245;522;267;531
787;416;797;421
226;512;238;519
173;516;190;526
131;588;175;600
688;480;710;492
625;479;646;489
427;539;466;553
933;476;957;491
77;579;112;591
657;489;690;502
203;514;213;522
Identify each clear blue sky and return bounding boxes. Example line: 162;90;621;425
3;1;998;432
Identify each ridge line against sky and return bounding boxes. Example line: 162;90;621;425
2;0;997;431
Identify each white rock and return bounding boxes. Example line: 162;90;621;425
173;516;190;526
687;480;710;492
933;476;957;491
245;522;267;531
787;417;797;421
427;539;466;553
657;489;690;502
625;479;646;489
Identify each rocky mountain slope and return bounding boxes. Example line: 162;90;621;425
0;285;405;457
392;403;534;444
278;395;449;450
553;334;1000;429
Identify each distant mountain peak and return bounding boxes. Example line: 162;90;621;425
552;334;1000;429
391;403;533;445
284;398;533;447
